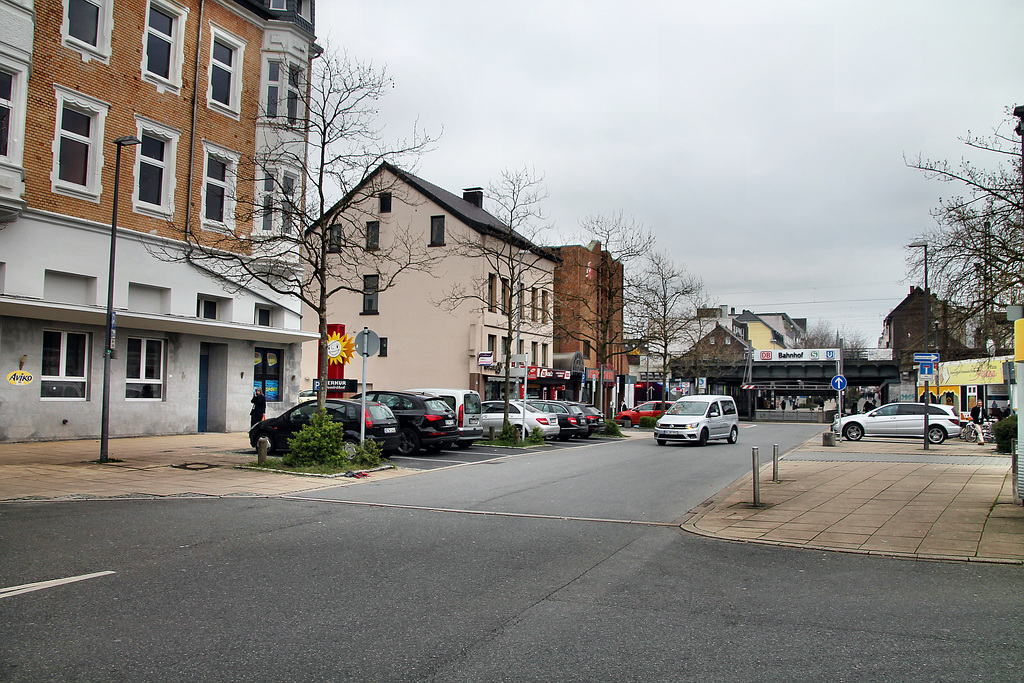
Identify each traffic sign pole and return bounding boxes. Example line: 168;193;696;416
831;375;847;441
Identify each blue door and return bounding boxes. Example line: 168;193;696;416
198;344;210;432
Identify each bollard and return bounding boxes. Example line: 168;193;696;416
772;443;780;483
257;435;270;464
752;446;760;506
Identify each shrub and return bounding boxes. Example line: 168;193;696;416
603;420;623;437
499;421;519;444
351;438;383;468
638;416;659;429
284;408;346;467
993;414;1017;454
528;426;546;444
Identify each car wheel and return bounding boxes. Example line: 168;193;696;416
727;425;738;444
255;431;277;455
843;423;864;441
927;425;947;444
656;439;667;446
697;429;709;447
457;441;473;449
396;428;421;456
580;431;592;439
342;438;359;457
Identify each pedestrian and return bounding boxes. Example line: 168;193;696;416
250;388;266;427
780;399;786;411
970;402;983;425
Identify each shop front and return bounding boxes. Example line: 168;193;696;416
923;355;1013;417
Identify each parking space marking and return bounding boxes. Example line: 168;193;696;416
1;571;116;600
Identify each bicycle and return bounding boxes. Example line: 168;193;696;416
960;422;978;442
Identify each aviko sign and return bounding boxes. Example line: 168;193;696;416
755;348;840;362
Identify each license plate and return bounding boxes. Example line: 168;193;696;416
661;429;682;435
384;427;396;434
444;419;455;426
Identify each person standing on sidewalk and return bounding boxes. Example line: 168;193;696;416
250;388;266;427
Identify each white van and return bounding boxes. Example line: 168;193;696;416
407;388;483;449
654;395;739;446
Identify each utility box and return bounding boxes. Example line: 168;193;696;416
822;432;836;447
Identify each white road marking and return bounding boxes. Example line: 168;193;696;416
0;571;115;600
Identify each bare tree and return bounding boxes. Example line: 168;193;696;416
906;110;1024;350
432;167;555;431
631;251;706;395
798;319;868;352
554;212;652;414
163;46;438;408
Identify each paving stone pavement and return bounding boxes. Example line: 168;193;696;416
682;434;1024;564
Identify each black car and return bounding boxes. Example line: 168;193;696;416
354;391;460;456
248;399;400;455
567;402;606;437
527;400;589;440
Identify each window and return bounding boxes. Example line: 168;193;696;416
541;343;548;366
502;336;510;359
143;1;186;91
531;341;538;365
126;337;164;399
709;337;716;345
501;278;510;314
488;274;497;312
487;335;496;354
583;340;591;359
281;173;296;234
327;224;342;253
255;306;272;326
254;348;282;402
379;337;388;357
52;87;108;200
265;61;280;118
41;330;88;399
362;274;379;314
518;339;524;355
269;0;286;10
725;336;731;345
207;27;245;117
63;0;112;61
287;65;302;122
429;215;445;246
201;143;238;231
541;290;549;323
365;221;379;250
531;288;538;321
0;72;11;158
260;172;275;231
133;119;178;217
379;192;391;213
197;297;218;319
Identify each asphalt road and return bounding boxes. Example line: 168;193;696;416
2;423;1022;681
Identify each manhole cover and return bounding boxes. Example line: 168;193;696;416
171;463;218;471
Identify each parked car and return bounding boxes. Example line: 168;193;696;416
527;400;589;440
654;395;739;446
614;401;673;427
298;388;317;399
353;390;460;456
248;399;400;455
833;402;961;444
481;401;561;439
406;388;483;449
566;402;606;437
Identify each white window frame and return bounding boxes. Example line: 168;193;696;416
256;168;276;232
197;296;219;320
200;140;238;233
61;0;114;63
40;329;90;401
125;337;165;400
132;116;179;219
51;85;109;202
0;56;28;167
264;60;282;119
206;24;245;119
255;305;274;327
141;0;188;94
269;0;286;10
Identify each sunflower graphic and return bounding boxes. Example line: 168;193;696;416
326;330;356;366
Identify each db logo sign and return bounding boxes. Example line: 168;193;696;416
760;351;772;360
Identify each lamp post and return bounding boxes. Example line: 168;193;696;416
514;248;529;440
910;241;930;450
100;135;141;463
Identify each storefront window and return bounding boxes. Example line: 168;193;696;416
253;347;282;401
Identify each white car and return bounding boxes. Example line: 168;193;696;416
654;395;739;446
481;401;560;439
833;402;961;444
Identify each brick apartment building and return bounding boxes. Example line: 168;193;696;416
0;0;317;441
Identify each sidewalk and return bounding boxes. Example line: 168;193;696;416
682;435;1024;564
0;432;410;501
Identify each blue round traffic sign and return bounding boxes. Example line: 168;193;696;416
831;375;847;391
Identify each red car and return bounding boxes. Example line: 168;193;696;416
614;401;673;427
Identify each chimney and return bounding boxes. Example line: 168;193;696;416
463;188;483;207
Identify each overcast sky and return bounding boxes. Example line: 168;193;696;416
318;1;1024;346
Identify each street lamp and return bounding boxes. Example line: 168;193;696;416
909;240;930;450
513;248;529;440
99;135;141;463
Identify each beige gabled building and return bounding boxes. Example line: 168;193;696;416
301;163;563;400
